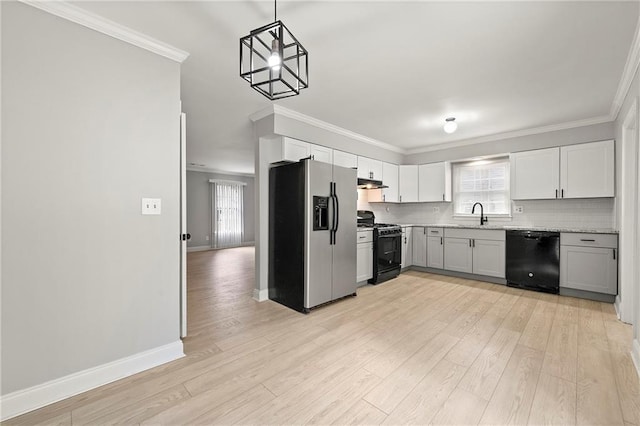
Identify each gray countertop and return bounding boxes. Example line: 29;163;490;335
398;224;618;234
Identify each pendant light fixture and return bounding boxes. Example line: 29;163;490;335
239;0;309;100
443;117;457;134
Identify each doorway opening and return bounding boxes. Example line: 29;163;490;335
618;98;638;325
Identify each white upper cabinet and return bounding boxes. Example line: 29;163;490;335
279;137;330;164
399;165;418;203
382;162;399;202
418;162;452;202
282;137;310;162
357;156;383;181
511;140;615;200
310;144;333;164
511;147;560;200
333;150;357;169
560;140;615;198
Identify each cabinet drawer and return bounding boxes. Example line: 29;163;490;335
357;231;373;243
561;233;617;248
444;228;505;241
427;227;444;237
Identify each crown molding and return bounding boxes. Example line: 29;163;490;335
20;1;189;63
610;14;640;121
405;115;613;155
249;105;276;123
273;105;406;154
250;105;405;154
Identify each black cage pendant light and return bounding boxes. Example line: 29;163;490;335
239;0;309;100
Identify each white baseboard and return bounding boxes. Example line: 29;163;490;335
615;295;622;320
632;339;640;379
187;241;255;253
0;341;184;421
253;288;269;302
187;245;212;252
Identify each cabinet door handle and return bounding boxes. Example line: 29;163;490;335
613;249;616;260
555;189;558;199
580;239;596;242
561;189;564;198
472;239;475;247
469;239;472;247
383;194;385;202
430;230;439;234
424;228;426;235
440;237;443;245
404;236;407;244
399;195;402;202
442;193;445;201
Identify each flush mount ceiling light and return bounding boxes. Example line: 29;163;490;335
239;0;309;100
443;117;457;134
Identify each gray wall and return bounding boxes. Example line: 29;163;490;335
1;2;181;395
186;170;255;247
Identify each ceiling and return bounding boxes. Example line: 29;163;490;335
72;1;639;174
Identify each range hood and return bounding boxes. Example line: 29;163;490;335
357;178;388;189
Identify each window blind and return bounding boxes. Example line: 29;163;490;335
453;158;510;215
211;181;245;248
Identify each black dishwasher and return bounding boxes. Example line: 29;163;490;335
506;230;560;294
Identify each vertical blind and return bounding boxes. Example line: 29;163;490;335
210;180;245;248
453;157;510;215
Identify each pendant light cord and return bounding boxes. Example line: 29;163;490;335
274;0;277;21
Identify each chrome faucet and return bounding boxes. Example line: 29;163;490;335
471;202;488;225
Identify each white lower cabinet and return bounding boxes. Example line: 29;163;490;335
560;233;617;295
444;238;473;273
427;228;444;269
356;230;373;282
401;227;413;268
412;226;427;267
443;229;506;278
472;239;506;278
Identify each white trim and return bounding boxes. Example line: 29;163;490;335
253;288;269;302
632;339;640;378
187;245;212;252
250;105;405;154
187;241;255;253
20;1;189;63
0;341;184;421
209;179;247;186
611;15;640;121
405;115;612;155
187;166;254;177
618;98;638;325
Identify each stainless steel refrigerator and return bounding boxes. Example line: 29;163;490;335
269;159;357;313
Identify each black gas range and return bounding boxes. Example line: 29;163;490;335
357;211;402;284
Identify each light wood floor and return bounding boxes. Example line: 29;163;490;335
7;246;640;425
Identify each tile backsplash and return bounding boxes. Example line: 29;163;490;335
357;190;615;229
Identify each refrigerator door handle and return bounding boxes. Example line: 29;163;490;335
330;182;337;245
334;185;340;235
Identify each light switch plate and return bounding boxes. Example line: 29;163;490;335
514;205;524;214
142;198;162;215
